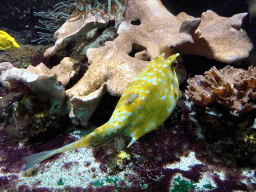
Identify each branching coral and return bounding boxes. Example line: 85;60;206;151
186;65;256;116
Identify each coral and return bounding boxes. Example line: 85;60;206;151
0;62;68;114
26;57;79;86
0;56;79;111
42;0;126;57
63;0;252;125
188;95;256;168
0;60;76;143
175;10;253;63
65;0;192;124
186;65;256;116
43;12;109;58
0;60;73;142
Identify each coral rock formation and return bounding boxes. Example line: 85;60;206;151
44;12;108;58
0;57;79;114
186;65;256;116
175;10;253;63
63;0;252;125
64;0;197;124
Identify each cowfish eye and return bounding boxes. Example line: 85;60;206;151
172;61;178;68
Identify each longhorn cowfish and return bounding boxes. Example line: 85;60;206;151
23;53;180;171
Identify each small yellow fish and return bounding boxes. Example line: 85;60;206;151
0;30;20;51
23;53;180;171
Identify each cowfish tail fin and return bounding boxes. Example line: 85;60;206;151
22;135;93;171
23;149;57;171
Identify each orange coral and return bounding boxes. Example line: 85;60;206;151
186;65;256;116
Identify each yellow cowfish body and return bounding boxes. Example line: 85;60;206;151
0;30;20;51
23;53;180;171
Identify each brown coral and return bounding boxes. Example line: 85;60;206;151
175;10;253;63
186;65;256;116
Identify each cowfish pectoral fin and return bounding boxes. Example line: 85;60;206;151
23;149;57;171
124;93;140;105
126;130;141;148
127;137;137;148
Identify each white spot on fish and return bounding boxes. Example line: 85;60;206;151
122;111;126;115
162;95;166;100
121;115;126;122
115;117;120;121
159;78;162;82
140;89;143;92
159;70;162;72
161;73;165;76
143;77;147;80
147;73;154;76
128;112;132;116
116;113;120;116
138;106;141;110
146;91;149;94
152;122;155;126
141;97;145;100
163;64;167;68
